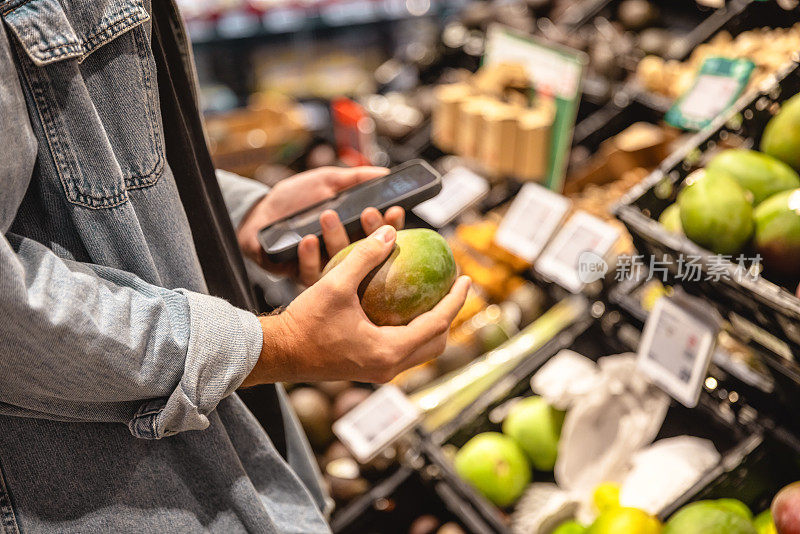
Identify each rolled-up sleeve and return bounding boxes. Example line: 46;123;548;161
0;236;263;439
216;169;271;229
129;291;262;438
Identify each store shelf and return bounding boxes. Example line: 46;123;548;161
611;63;800;443
424;313;759;533
185;0;464;45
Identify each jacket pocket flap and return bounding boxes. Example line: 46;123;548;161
2;0;149;66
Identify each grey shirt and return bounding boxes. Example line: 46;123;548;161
0;0;329;531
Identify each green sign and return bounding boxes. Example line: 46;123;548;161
483;24;587;192
665;56;755;131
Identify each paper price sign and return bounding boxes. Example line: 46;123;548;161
483;24;587;191
494;183;571;262
412;167;490;228
333;385;422;463
637;297;718;408
535;211;620;293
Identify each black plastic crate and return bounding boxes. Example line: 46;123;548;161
625;0;800;103
558;0;732;34
426;315;756;533
332;448;501;534
615;61;800;378
658;427;800;521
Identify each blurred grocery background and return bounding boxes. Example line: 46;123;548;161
177;0;800;532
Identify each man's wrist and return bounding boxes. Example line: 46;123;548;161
240;312;294;387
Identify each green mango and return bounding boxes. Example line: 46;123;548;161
324;228;457;326
753;188;800;278
454;432;530;508
754;509;777;534
658;204;683;234
761;92;800;170
714;499;753;521
553;520;588;534
706;149;800;205
678;168;754;254
502;396;565;471
664;501;757;534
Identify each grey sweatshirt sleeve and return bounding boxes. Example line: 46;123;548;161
0;26;262;439
216;169;271;229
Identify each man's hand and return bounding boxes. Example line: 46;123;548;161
242;226;471;386
237;166;405;286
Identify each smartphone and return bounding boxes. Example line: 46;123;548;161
258;160;442;263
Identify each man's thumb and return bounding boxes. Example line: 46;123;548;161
335;225;396;286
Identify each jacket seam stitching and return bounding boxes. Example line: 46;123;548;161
14;26;164;209
0;0;32;17
4;4;148;60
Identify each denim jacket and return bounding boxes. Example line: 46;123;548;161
0;0;329;531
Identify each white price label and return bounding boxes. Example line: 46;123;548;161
535;211;619;293
678;74;741;122
637;297;718;408
494;183;571;262
412;167;489;228
332;385;422;463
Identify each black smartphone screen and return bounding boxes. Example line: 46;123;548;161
259;161;439;258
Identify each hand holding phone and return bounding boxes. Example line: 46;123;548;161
258;160;441;263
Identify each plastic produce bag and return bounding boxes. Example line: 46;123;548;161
619;436;720;514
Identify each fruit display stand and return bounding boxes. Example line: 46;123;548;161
607;274;800;532
416;302;762;533
331;454;498;534
660;428;800;521
615;60;800;407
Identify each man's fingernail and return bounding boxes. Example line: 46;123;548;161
365;210;380;225
372;225;396;243
321;212;335;230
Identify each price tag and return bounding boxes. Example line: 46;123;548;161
665;57;755;131
494;183;571;262
637;297;719;408
412;167;489;228
535;211;620;293
333;385;422;463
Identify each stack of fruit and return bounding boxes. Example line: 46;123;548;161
452;396;564;507
658;92;800;294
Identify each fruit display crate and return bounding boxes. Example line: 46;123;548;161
659;427;800;521
331;441;503;534
422;311;759;533
619;0;799;115
558;0;737;34
615;61;800;386
606;270;800;435
561;0;742;109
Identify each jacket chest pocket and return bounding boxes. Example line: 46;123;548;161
2;0;164;209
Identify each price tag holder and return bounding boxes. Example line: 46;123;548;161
413;167;490;228
637;296;720;408
494;183;571;262
333;385;422;463
535;211;620;293
665;57;755;131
